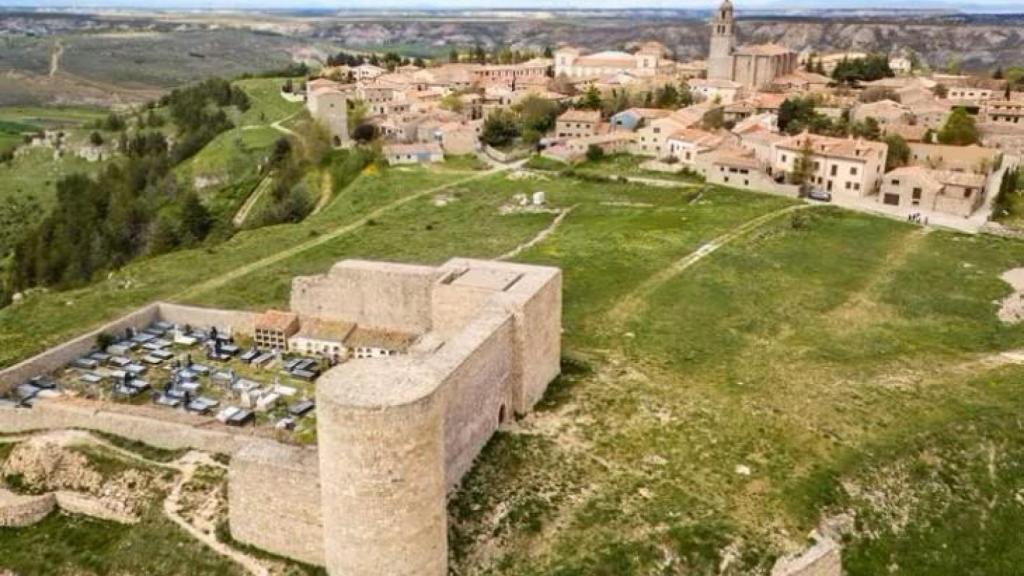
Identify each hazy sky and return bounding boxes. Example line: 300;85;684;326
2;0;1021;9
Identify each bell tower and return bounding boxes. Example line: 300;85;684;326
708;0;736;81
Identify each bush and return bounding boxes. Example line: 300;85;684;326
585;144;605;162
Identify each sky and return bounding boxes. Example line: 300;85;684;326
2;0;1022;10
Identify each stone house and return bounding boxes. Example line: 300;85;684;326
879;166;987;217
555;109;602;139
772;132;888;197
383;142;444;165
907;142;1000;174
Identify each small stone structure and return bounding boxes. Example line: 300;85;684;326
0;258;562;575
771;537;842;576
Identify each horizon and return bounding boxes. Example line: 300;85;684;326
3;0;1024;12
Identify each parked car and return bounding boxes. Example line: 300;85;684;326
807;188;832;202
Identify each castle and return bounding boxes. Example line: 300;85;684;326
707;0;798;89
0;257;563;576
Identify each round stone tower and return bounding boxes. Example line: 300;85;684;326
708;0;737;81
316;358;448;576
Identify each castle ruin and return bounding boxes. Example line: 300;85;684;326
0;257;562;575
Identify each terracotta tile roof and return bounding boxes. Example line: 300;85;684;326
255;310;299;333
558;109;602;124
776;132;886;161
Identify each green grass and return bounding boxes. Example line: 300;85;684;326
91;431;188;463
524;154;569;172
4;151;1024;573
573;153;704;183
0;510;244;576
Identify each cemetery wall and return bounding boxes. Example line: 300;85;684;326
0;304;161;395
156;303;260;336
0;401;264;455
228;441;324;565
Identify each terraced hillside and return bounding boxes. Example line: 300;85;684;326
2;158;1024;574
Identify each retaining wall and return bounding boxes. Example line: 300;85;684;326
0;490;55;527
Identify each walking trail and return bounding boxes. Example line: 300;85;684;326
498;205;578;261
608;203;816;326
176;163;517;301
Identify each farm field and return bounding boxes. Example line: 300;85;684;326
1;160;1024;574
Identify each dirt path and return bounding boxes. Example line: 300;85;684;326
163;452;268;576
232;176;273;227
498;205;577;261
608;204;816;326
176;164;515;301
49;40;64;77
311;170;334;216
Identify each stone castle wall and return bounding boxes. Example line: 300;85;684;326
317;359;449;576
437;305;517;487
228;442;323;565
290;260;440;334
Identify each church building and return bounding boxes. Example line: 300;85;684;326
707;0;798;90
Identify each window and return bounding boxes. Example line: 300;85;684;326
781;154;787;162
830;165;838;176
891;179;900;186
850;166;858;176
912;188;922;200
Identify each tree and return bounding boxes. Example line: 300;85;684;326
701;107;725;131
937;108;979;146
516;96;560;143
89;131;104;146
585;144;605;162
352;123;377;143
993;67;1005;80
543;45;553;58
449;48;460;63
792;140;816;187
778;97;819;134
579;85;603;110
654;83;680;109
178;191;212;245
850;117;881;141
933;83;949;99
831;54;894;85
481;109;520;148
440;93;465;114
472;44;487;64
884;134;911;171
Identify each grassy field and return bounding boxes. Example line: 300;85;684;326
2;159;1024;573
572;152;705;183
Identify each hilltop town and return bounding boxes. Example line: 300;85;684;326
2;3;1024;576
298;0;1020;231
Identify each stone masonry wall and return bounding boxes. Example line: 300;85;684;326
0;490;55;527
0;401;265;456
0;304;160;396
436;305;517;488
316;361;448;576
290;260;440;334
156;303;259;336
228;442;324;566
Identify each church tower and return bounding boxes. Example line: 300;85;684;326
707;0;736;81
